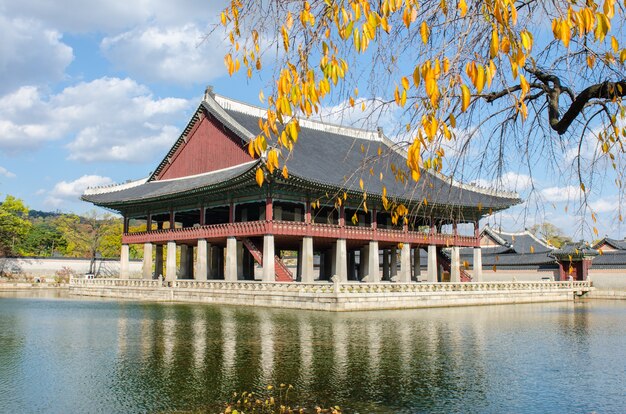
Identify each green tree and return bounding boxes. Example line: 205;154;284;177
0;195;31;256
18;220;68;257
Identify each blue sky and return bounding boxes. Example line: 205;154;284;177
0;0;623;240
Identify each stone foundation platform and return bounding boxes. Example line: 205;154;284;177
69;279;592;311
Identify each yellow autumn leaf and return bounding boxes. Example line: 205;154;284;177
255;168;264;187
490;28;499;59
420;21;430;44
520;30;533;51
461;84;470;111
458;0;467;17
520;74;530;95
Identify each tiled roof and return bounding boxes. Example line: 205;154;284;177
551;241;598;258
592;251;626;267
82;92;521;211
220;97;519;210
593;237;626;250
482;225;553;254
82;161;258;205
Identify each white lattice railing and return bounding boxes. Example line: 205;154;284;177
70;278;591;294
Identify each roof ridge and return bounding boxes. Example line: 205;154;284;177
156;160;258;183
84;177;147;196
214;94;382;141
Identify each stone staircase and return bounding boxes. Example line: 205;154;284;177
242;238;294;282
437;248;472;282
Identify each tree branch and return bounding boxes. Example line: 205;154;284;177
525;66;626;135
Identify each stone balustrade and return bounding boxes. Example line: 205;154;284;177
71;277;591;294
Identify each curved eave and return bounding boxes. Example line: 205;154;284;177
273;172;521;216
82;161;261;211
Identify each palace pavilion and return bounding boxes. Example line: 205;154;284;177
82;89;520;284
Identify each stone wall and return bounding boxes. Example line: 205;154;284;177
0;257;142;278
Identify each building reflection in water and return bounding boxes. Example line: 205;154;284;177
111;303;526;412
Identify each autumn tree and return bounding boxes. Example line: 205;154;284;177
219;0;626;233
55;211;119;274
529;222;572;247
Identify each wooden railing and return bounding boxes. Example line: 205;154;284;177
122;220;479;247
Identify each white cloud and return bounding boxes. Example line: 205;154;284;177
1;0;226;33
315;97;401;138
539;185;584;203
0;16;73;94
0;77;191;160
589;197;619;214
0;166;16;178
474;171;533;192
45;175;113;207
101;24;228;85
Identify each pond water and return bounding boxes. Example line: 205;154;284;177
0;291;624;413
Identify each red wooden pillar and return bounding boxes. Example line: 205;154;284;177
146;214;152;231
199;205;205;226
229;202;234;223
169;209;175;229
265;197;273;221
339;205;345;226
372;209;377;230
123;216;129;234
305;199;311;224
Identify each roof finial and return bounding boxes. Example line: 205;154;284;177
204;86;214;101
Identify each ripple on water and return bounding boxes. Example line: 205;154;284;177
0;295;625;413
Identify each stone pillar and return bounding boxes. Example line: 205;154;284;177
348;251;356;280
399;243;411;282
296;241;303;282
179;245;189;279
427;245;438;282
473;247;483;282
450;246;461;282
330;243;337;277
142;243;153;280
155;244;164;279
262;234;275;282
236;241;244;279
390;247;398;279
367;240;380;282
210;246;221;279
225;237;238;281
382;249;390;280
300;236;314;283
206;242;214;279
413;247;421;281
120;244;130;279
196;239;208;281
165;241;177;281
187;246;194;279
359;246;368;280
334;239;348;282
